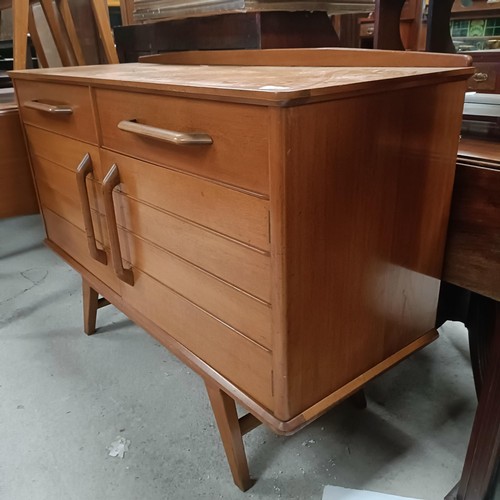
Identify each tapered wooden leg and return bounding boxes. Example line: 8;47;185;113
82;279;99;335
205;383;253;491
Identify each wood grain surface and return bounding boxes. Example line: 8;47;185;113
0;109;38;218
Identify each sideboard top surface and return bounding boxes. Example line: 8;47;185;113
10;62;473;105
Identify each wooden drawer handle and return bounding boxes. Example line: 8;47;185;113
76;154;107;265
117;120;213;145
472;72;489;83
102;164;134;286
24;100;73;114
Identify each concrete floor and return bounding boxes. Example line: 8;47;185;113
0;215;477;500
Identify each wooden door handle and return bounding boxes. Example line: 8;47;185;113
24;100;73;114
117;120;213;145
76;154;107;265
102;164;134;286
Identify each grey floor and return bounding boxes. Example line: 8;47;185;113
0;215;477;500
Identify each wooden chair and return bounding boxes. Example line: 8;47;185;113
11;0;118;70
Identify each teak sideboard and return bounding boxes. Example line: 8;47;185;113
10;48;473;490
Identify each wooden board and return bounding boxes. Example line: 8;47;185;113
10;62;474;106
0;109;38;218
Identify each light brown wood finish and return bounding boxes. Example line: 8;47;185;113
12;0;29;70
274;81;467;418
10;50;472;489
95;89;270;195
89;0;118;64
121;268;274;409
15;81;97;143
205;383;253;492
56;0;86;65
82;278;99;334
117;230;272;349
112;193;271;302
10;63;474;108
76;153;107;264
102;164;134;286
99;149;270;250
43;208;120;292
0;109;38;218
24;126;103;178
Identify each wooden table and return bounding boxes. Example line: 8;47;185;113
439;137;500;500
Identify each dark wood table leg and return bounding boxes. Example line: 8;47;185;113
374;0;406;50
454;299;500;500
426;0;456;53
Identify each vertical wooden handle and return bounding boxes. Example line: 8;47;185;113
102;164;134;286
76;154;107;264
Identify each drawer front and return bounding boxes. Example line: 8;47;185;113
101;150;270;251
95;89;270;195
26;126;104;180
15;80;97;144
113;194;271;303
467;63;498;92
43;209;120;293
121;268;273;409
118;230;272;349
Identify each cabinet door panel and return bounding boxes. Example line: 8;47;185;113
117;229;272;349
25;126;103;180
32;156;105;238
121;268;274;410
43;209;120;292
100;150;270;251
113;194;271;303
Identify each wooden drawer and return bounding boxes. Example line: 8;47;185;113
43;209;120;293
26;126;104;180
113;194;271;303
121;268;273;409
15;81;97;144
443;162;500;300
95;89;270;195
118;230;272;349
467;63;498;92
100;151;270;251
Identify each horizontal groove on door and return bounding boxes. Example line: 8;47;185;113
114;195;271;303
119;229;272;349
26;126;103;179
100;150;270;250
43;208;120;293
121;267;274;410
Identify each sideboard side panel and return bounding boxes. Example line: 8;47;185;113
283;81;467;416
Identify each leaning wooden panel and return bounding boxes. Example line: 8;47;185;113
0;108;38;218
